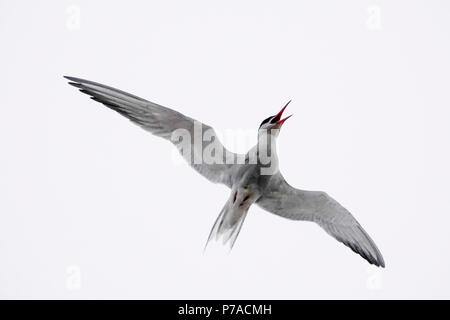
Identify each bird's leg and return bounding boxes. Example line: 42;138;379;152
231;187;254;209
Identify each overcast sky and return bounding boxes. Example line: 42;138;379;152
1;0;449;299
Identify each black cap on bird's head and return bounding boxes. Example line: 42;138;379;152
259;100;293;129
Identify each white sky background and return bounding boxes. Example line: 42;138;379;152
0;0;449;299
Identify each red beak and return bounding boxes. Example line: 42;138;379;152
273;100;293;125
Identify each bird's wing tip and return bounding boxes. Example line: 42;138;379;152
64;75;79;82
370;259;385;268
371;253;385;268
68;82;82;88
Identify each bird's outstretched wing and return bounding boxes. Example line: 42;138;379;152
64;76;239;187
256;172;385;267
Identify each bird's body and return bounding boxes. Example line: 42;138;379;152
65;76;385;267
208;143;274;248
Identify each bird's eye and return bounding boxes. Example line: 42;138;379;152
260;116;273;128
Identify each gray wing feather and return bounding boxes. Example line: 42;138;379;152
257;172;385;267
65;76;238;187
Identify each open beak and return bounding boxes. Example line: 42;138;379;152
272;100;293;125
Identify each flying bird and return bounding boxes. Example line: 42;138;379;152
64;76;385;267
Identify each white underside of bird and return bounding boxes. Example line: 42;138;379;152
65;76;385;267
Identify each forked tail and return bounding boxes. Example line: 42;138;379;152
204;196;249;251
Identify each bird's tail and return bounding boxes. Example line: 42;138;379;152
204;195;249;251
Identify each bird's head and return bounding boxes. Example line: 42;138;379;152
258;100;293;136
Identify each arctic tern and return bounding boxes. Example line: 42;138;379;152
65;76;385;267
